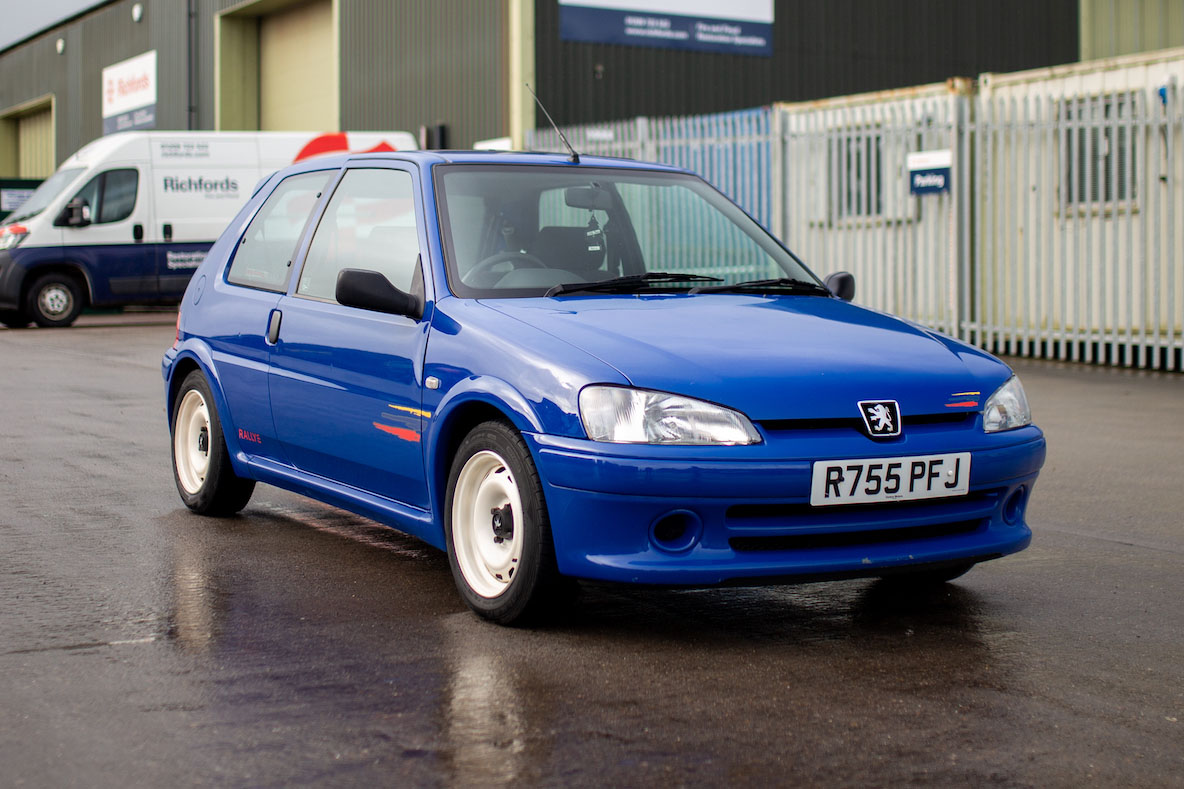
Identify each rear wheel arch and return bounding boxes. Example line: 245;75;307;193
166;356;204;425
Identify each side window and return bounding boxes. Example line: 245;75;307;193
227;170;333;292
68;168;139;224
297;168;420;302
99;169;138;222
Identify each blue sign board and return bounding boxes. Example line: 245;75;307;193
558;1;774;57
907;149;952;195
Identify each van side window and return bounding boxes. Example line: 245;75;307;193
68;168;139;224
227;171;333;293
297;168;421;302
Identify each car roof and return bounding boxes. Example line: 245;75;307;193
321;149;691;174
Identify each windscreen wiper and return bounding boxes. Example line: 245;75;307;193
688;277;833;296
545;272;723;297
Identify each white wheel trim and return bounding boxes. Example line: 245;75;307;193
174;389;211;495
451;450;526;599
38;284;73;318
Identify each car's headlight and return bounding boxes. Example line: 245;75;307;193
983;375;1032;432
579;385;761;445
0;225;29;250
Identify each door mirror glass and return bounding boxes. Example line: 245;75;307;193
824;271;855;301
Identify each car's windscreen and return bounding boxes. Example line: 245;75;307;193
6;167;86;223
436;165;817;298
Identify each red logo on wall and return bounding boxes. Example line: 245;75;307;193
292;133;399;163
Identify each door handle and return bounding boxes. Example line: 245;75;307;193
266;309;282;345
163;223;173;242
133;223;144;242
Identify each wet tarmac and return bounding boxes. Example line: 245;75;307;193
1;322;1181;786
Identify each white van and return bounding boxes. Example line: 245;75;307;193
0;130;418;327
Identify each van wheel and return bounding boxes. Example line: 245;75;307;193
0;310;31;328
27;273;84;327
445;421;567;625
171;370;256;515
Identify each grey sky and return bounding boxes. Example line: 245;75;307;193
0;0;101;53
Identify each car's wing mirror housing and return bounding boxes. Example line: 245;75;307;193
336;267;423;320
824;271;855;302
54;198;92;228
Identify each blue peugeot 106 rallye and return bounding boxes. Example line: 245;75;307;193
163;150;1045;624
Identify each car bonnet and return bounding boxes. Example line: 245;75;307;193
481;294;1012;422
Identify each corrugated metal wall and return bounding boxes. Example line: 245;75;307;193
338;0;507;147
0;0;188;172
1080;0;1184;60
533;0;1080;126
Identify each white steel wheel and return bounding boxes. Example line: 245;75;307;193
170;370;255;516
174;389;211;495
451;450;526;599
38;284;74;319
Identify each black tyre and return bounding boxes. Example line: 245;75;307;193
444;420;567;624
26;273;84;327
170;370;255;515
881;562;974;586
0;309;31;328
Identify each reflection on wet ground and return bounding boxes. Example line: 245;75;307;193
2;326;1183;786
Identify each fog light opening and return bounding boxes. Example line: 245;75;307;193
1003;486;1027;525
649;510;702;553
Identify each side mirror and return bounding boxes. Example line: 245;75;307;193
55;198;92;228
824;271;855;302
336;267;423;320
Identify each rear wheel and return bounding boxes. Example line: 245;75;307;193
171;370;255;515
445;421;566;624
26;273;84;327
0;309;31;328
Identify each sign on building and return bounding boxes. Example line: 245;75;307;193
907;149;952;194
558;0;773;57
102;50;157;135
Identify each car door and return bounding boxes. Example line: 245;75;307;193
210;168;337;464
58;167;155;302
268;163;431;509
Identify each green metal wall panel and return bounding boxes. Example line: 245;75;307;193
338;0;507;148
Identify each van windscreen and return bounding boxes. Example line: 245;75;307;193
6;168;86;223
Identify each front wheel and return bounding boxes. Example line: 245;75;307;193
26;273;84;327
171;370;255;515
445;421;566;624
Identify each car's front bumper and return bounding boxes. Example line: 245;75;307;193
526;427;1045;585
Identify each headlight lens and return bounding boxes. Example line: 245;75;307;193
983;375;1031;432
579;386;761;445
0;225;29;250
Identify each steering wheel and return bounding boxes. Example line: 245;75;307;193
465;251;547;284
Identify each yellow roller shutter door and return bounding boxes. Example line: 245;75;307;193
18;109;53;178
259;0;338;131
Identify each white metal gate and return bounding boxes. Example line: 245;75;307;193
527;79;1184;371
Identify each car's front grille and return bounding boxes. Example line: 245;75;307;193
729;518;984;551
756;411;974;435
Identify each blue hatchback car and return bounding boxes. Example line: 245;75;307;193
163;150;1045;624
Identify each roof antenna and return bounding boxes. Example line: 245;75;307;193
526;83;579;164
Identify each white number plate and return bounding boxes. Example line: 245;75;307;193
810;452;971;506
